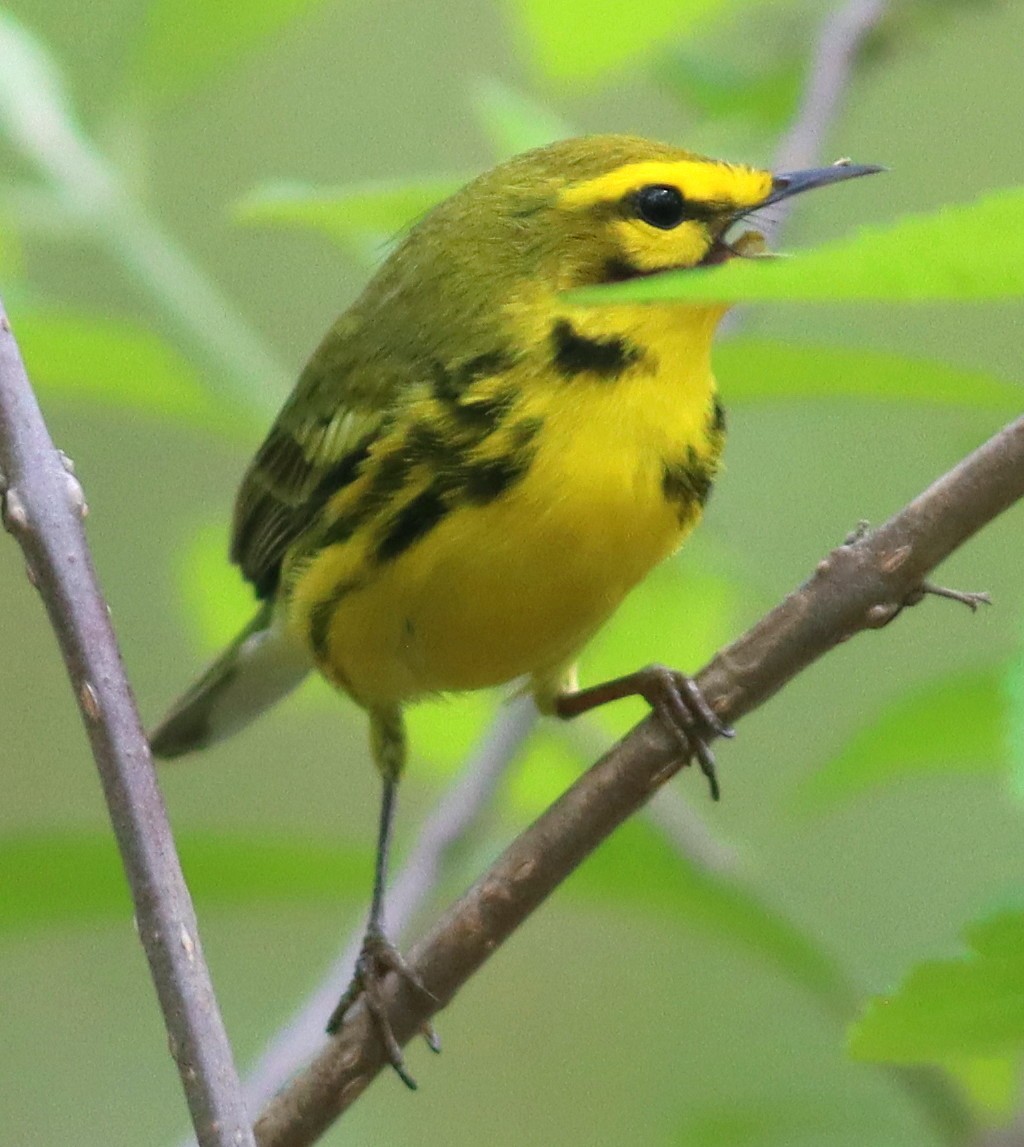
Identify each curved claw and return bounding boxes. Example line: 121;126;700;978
554;663;731;800
327;929;438;1089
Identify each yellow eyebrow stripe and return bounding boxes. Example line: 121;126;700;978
559;160;773;212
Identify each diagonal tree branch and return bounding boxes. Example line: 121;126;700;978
0;303;255;1146
253;414;1024;1147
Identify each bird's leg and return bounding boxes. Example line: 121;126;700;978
553;665;733;800
326;707;438;1088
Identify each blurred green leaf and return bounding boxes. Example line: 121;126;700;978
505;0;761;82
1;831;369;932
656;51;803;128
178;523;253;652
797;667;1007;812
1003;624;1024;801
573;187;1024;304
851;908;1024;1063
718;341;1023;408
673;1098;894;1146
126;0;333;104
1;820;846;1021
408;691;506;778
10;307;242;433
507;725;585;813
0;207;24;275
944;1055;1019;1122
469;76;572;158
235;178;462;260
569;819;853;1012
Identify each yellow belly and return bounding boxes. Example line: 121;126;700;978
288;304;722;706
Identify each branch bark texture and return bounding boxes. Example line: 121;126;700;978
254;414;1024;1147
0;300;255;1147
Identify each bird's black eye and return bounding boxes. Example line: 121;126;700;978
634;184;687;230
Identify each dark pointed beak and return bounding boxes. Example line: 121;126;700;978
759;162;886;210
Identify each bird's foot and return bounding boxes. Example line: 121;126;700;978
907;581;991;611
326;927;439;1089
555;663;733;800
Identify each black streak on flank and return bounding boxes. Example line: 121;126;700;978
711;398;726;436
309;578;362;662
375;485;450;564
374;417;543;563
662;447;717;521
319;446;412;549
462;418;543;505
551;320;641;379
432;351;517;430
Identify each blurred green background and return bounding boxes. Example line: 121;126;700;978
1;0;1023;1144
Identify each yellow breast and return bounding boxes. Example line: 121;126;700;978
286;302;724;706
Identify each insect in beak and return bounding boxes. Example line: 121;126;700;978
702;160;886;267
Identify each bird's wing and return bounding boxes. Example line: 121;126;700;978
231;338;397;598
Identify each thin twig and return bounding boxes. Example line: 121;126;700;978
252;416;1024;1146
767;0;887;240
0;302;255;1147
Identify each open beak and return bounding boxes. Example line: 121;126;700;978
759;162;886;210
699;161;885;267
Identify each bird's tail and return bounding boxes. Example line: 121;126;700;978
150;604;311;759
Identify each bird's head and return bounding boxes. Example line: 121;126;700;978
365;136;881;350
411;135;880;292
522;135;881;290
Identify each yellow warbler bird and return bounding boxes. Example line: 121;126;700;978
151;135;880;1084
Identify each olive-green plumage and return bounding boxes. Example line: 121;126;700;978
150;135;880;1083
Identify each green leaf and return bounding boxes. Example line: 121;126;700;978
125;0;333;104
572;187;1024;304
656;51;803;129
717;340;1023;408
797;668;1007;812
0;206;24;275
568;819;853;1012
506;0;758;82
177;523;254;652
9;307;244;434
0;831;370;932
408;691;507;779
944;1056;1019;1122
234;178;462;260
507;725;586;813
673;1098;894;1146
1003;625;1024;801
851;908;1024;1063
469;76;572;158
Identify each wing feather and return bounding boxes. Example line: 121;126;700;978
231;335;395;597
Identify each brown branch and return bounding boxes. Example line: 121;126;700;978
252;416;1024;1146
0;302;255;1146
